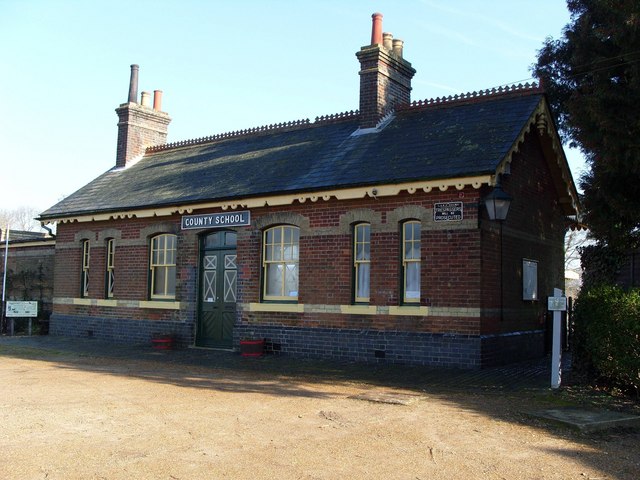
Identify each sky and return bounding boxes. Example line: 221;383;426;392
0;0;584;220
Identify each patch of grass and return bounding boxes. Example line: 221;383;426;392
555;384;640;414
0;344;73;359
532;391;581;408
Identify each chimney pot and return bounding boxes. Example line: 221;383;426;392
356;14;416;129
116;65;171;168
128;64;139;103
383;32;393;50
140;91;151;107
153;90;163;111
371;12;383;45
392;38;404;58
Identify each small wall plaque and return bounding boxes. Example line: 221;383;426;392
434;202;463;222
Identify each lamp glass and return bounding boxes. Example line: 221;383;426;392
484;186;512;221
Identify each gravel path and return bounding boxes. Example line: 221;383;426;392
0;337;637;479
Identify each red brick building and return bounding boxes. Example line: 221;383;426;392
39;14;579;367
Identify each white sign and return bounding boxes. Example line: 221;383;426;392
181;211;250;230
6;301;38;317
433;202;463;222
547;296;567;311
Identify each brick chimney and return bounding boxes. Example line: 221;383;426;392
356;13;416;129
115;65;171;168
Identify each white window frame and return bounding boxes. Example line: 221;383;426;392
262;225;299;301
402;220;421;304
353;223;371;303
106;238;115;298
150;234;177;300
81;240;90;297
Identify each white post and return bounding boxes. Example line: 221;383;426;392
2;224;9;303
2;224;9;334
551;287;563;389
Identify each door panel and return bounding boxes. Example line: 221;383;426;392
224;257;237;303
196;237;236;348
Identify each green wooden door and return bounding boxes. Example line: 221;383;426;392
196;231;237;348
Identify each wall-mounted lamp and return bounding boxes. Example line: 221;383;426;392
484;178;512;320
484;181;512;221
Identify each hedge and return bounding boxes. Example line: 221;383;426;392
573;285;640;396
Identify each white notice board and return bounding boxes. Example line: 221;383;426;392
6;301;38;317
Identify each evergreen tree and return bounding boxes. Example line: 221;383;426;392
534;0;640;249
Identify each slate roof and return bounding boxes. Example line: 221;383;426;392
40;91;545;220
1;230;48;241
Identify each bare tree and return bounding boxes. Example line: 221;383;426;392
0;206;41;233
564;228;592;298
565;228;590;273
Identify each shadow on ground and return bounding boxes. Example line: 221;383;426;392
1;335;638;479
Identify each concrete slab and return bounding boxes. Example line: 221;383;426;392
531;407;640;432
349;390;424;405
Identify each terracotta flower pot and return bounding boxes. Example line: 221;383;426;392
240;339;264;357
151;335;175;350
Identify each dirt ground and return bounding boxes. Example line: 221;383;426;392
0;342;638;480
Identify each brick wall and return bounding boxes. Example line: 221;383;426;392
478;130;566;365
237;190;482;313
50;218;190;341
234;324;481;368
235;189;484;367
50;188;485;364
50;314;193;346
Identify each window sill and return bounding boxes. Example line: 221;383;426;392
97;299;118;307
61;298;182;310
139;300;182;310
74;298;118;307
249;303;304;313
389;305;429;316
340;305;377;315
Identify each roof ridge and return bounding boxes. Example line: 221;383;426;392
399;82;543;112
145;82;541;155
314;109;359;124
146;109;361;154
147;118;311;153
